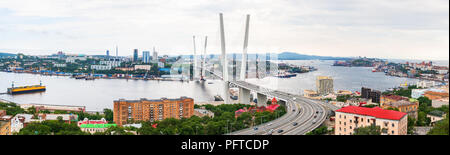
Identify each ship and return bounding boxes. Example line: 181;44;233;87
7;82;46;94
275;72;297;78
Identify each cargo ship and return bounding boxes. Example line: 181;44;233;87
7;82;46;94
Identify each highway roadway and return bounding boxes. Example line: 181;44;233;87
229;81;329;135
203;68;334;135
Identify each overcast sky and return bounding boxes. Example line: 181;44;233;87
0;0;448;60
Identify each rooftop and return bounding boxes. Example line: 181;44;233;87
114;96;193;103
336;106;407;120
80;124;117;128
382;94;408;101
428;110;445;117
386;100;418;107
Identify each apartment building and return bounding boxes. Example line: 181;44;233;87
113;97;194;126
381;100;418;119
316;76;334;96
335;106;407;135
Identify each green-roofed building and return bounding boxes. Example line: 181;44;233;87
80;123;117;134
427;110;446;126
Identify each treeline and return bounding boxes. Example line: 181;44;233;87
16;103;287;135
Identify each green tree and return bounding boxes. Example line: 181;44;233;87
427;113;449;135
353;125;382;135
103;108;114;123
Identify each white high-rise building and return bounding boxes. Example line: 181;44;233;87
152;47;158;61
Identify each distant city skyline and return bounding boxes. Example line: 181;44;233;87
0;0;448;60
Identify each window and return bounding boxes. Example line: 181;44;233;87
350;126;352;129
350;120;352;123
344;122;346;125
392;123;395;127
392;130;394;134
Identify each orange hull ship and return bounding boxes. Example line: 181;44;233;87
7;84;46;94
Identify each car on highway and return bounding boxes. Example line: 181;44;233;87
312;120;316;124
314;115;317;118
268;123;273;126
293;122;298;126
316;111;319;114
254;127;258;130
277;129;284;133
268;129;274;135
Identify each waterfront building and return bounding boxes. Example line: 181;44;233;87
427;110;446;126
115;67;134;72
134;65;152;71
53;63;67;68
113;97;194;126
142;51;150;63
417;80;435;88
20;103;86;113
91;65;112;70
381;100;418;119
99;60;121;67
106;50;110;58
65;56;87;63
335;106;408;135
133;49;139;62
316;76;334;96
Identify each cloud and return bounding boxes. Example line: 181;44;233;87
0;0;448;60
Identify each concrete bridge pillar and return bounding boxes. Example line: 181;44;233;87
257;93;267;107
278;100;287;106
224;81;230;104
239;87;250;104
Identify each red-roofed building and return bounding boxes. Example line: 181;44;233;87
77;118;108;126
335;106;408;135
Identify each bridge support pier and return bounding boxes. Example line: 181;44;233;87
257;93;267;107
278;100;286;106
224;81;230;104
239;87;250;104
